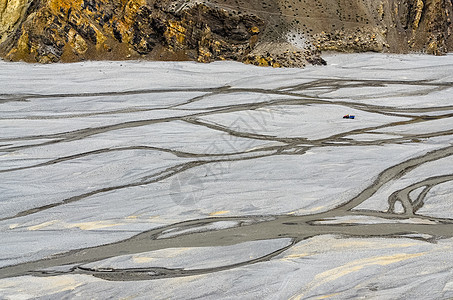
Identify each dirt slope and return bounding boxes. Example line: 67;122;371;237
0;0;452;66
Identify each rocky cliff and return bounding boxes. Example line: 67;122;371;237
1;0;452;66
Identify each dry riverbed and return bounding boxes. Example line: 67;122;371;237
1;53;453;299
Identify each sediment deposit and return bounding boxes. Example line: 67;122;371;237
1;54;453;298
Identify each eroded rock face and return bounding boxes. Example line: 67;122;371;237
0;0;264;63
0;0;28;44
0;0;452;65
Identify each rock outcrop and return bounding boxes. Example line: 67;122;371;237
0;0;452;66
